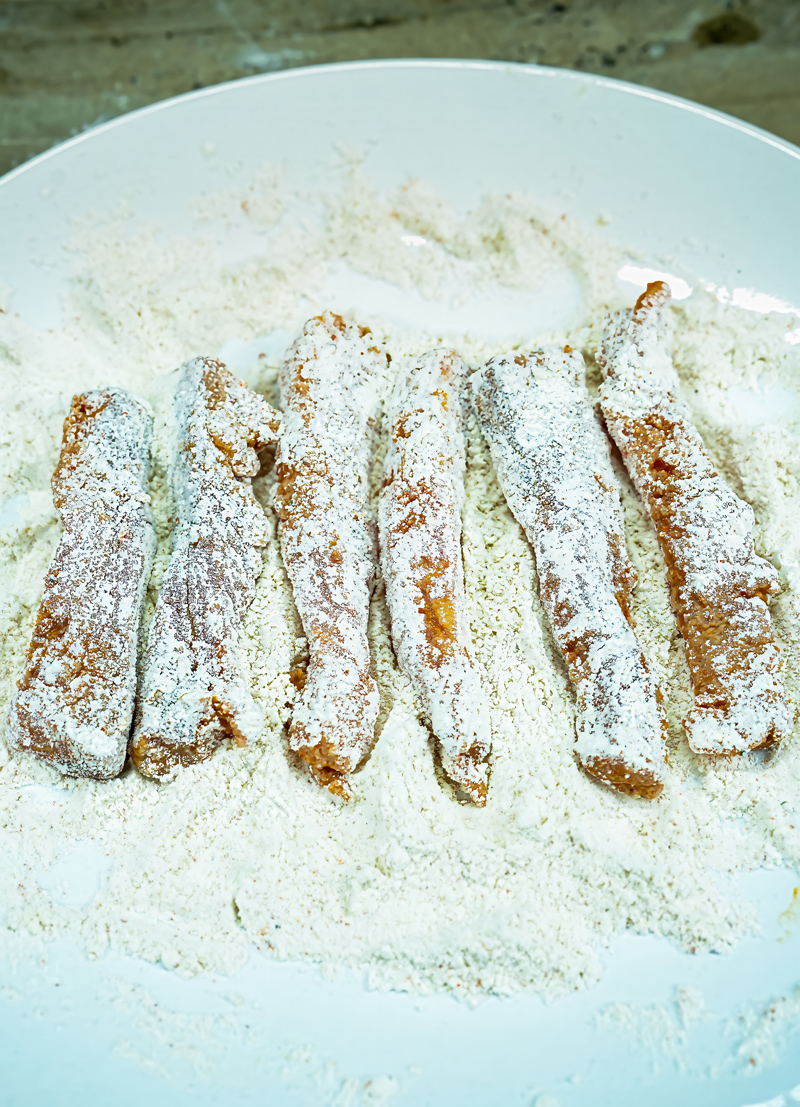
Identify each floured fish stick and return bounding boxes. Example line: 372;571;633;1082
131;358;281;780
598;282;789;756
277;312;387;798
379;350;490;805
472;347;667;799
7;389;156;778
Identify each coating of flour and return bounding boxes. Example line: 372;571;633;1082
1;165;800;1001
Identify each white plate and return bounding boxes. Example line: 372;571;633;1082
2;60;800;1107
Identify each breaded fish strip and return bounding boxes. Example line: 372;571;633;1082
472;347;667;799
598;282;789;756
379;350;490;805
276;312;387;798
131;358;281;780
7;389;156;778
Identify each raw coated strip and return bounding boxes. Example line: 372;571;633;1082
131;358;281;780
379;349;490;805
472;347;666;799
598;282;789;755
7;389;156;779
277;312;387;798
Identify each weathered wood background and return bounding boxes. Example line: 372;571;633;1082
2;0;799;176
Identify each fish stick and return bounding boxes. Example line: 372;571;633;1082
131;358;281;780
379;349;490;805
7;389;156;778
276;312;387;798
472;346;666;799
598;282;789;755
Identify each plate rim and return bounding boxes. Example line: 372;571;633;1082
2;57;799;193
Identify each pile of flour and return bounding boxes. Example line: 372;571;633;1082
1;166;799;1000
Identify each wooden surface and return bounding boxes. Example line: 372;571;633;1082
2;0;799;176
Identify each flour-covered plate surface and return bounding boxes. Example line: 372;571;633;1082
2;61;800;1107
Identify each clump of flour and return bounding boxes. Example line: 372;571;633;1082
0;164;799;1001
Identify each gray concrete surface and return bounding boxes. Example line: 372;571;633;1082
1;1;799;176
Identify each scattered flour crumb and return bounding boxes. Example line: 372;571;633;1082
734;983;800;1073
595;997;690;1073
281;1045;399;1107
676;984;705;1028
596;981;800;1080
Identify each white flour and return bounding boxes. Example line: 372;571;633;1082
595;981;800;1079
1;166;800;1002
